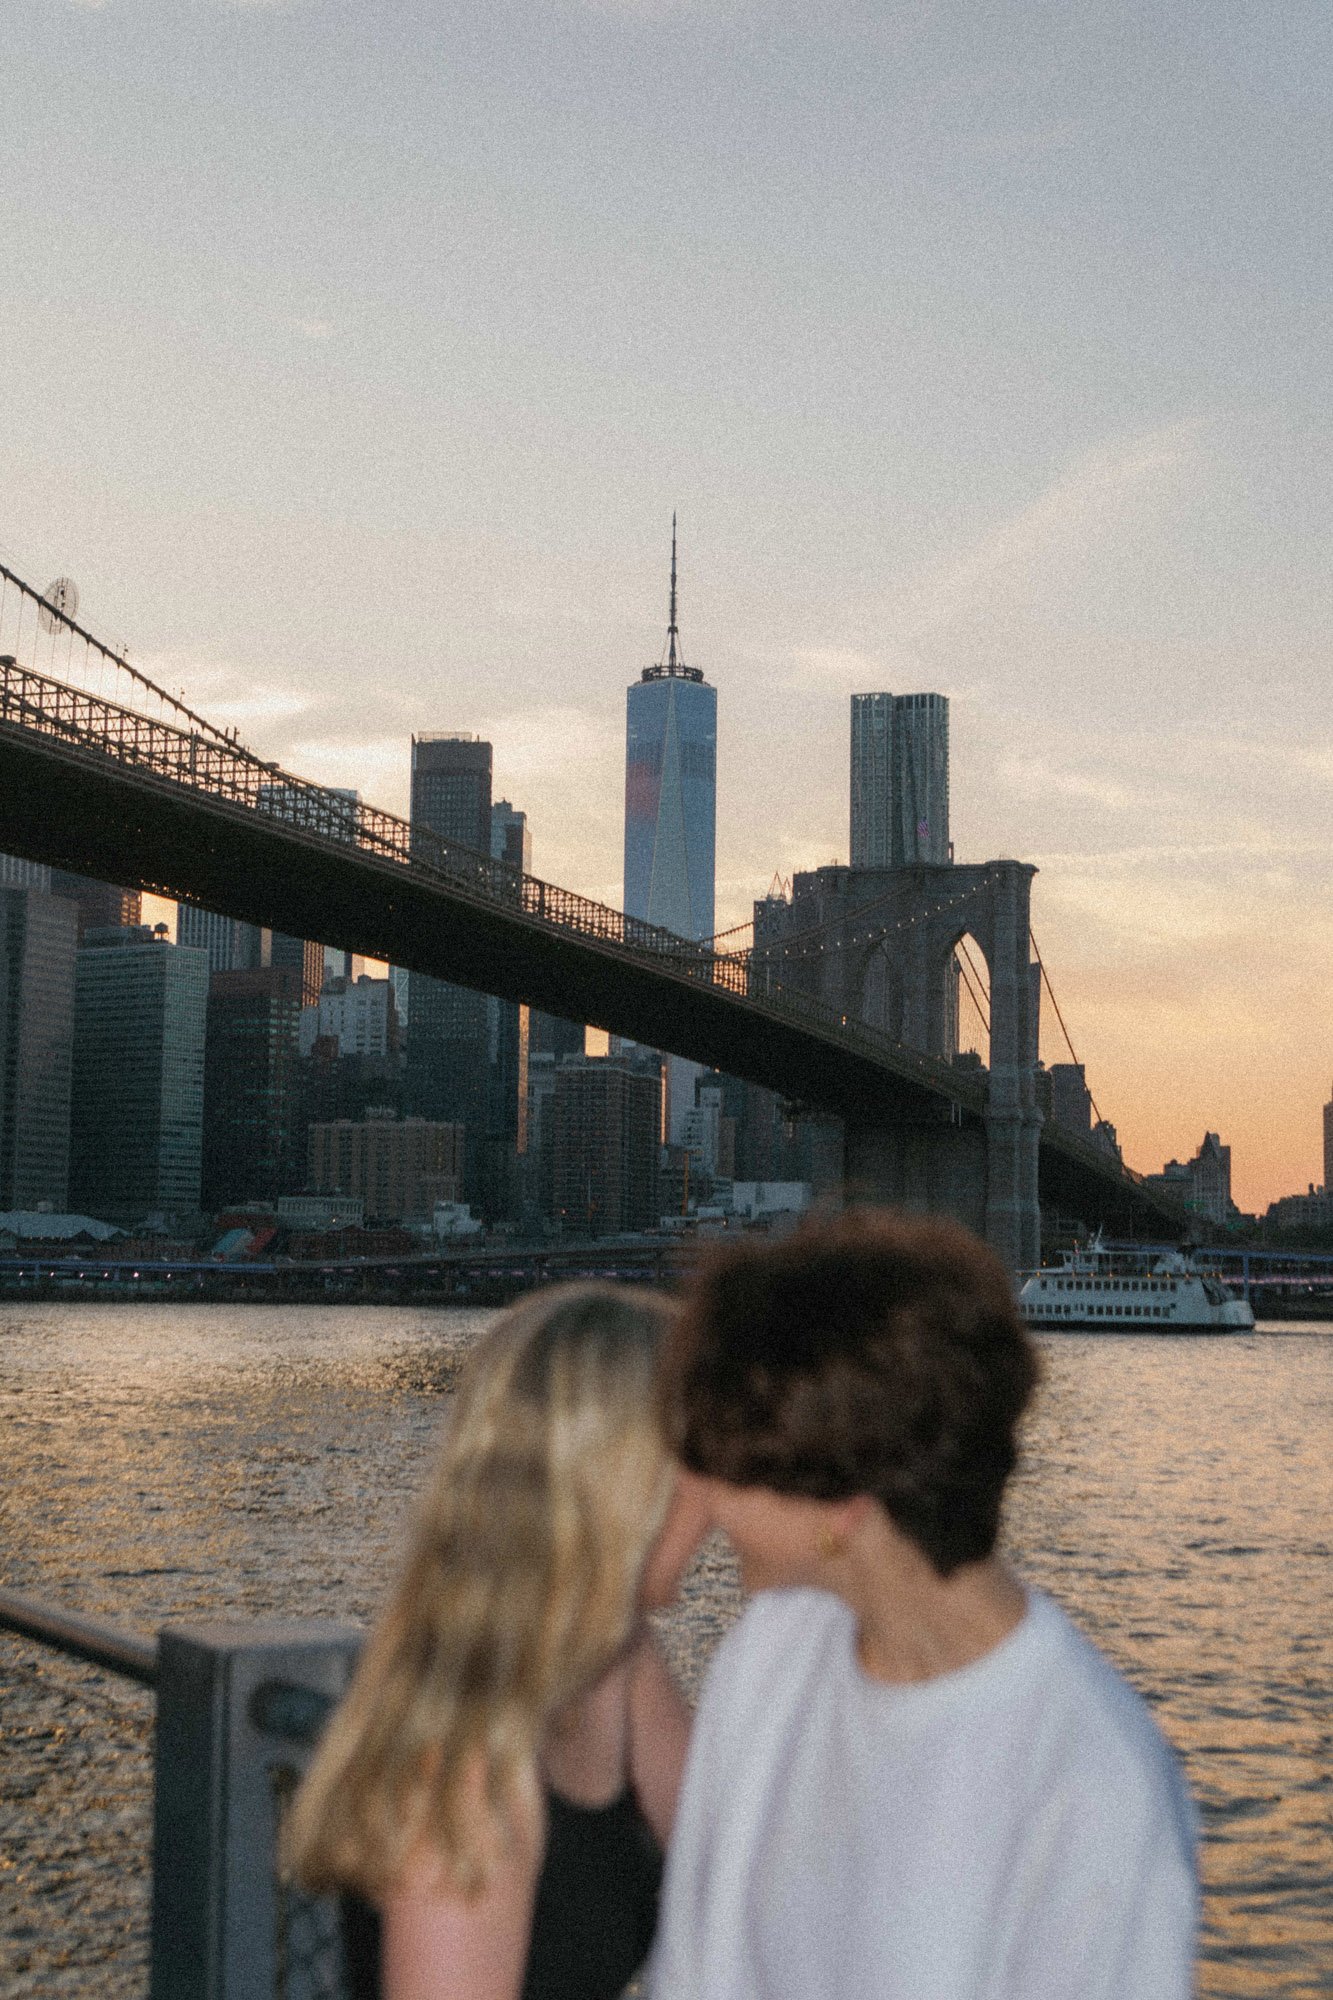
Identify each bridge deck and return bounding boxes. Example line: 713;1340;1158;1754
0;651;1184;1234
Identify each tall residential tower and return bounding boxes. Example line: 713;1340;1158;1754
850;692;950;867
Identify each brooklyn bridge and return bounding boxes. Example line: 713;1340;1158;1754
0;560;1187;1267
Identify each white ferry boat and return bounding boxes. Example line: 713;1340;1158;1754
1019;1237;1254;1333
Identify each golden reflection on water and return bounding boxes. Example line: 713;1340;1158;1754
0;1307;1330;1997
1007;1331;1333;1997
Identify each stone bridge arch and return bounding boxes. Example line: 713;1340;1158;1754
754;860;1041;1268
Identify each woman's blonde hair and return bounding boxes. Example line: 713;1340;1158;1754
284;1282;675;1901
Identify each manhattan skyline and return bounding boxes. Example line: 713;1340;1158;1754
3;1;1330;1212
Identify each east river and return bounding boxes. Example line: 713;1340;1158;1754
1;1303;1330;1998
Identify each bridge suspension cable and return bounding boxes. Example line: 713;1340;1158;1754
0;647;995;1112
745;880;992;966
955;936;990;1035
0;560;238;748
1029;928;1114;1135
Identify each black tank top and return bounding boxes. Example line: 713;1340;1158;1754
520;1783;663;2000
340;1782;663;2000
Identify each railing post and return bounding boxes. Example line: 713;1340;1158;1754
149;1619;360;2000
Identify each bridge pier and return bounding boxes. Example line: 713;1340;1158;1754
844;1112;988;1242
843;1102;1039;1271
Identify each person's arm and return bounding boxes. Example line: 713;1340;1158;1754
381;1787;545;2000
998;1777;1198;2000
626;1631;693;1845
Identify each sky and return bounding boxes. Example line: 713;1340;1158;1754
2;0;1330;1211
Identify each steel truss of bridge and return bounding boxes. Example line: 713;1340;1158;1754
0;640;1185;1245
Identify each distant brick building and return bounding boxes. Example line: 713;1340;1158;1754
552;1055;661;1236
307;1113;464;1224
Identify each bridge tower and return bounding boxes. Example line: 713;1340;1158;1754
755;859;1042;1269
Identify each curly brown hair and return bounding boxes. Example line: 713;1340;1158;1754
661;1209;1040;1577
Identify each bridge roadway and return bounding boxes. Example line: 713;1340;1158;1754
0;652;1183;1242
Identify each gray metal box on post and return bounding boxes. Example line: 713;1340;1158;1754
149;1620;362;2000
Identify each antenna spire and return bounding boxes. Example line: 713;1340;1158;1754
666;512;682;672
642;513;703;682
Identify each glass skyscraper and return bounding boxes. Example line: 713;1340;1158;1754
71;927;209;1218
0;886;78;1211
850;691;950;867
624;523;717;942
623;522;717;1149
406;735;493;1199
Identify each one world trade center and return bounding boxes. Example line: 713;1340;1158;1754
624;520;717;1142
624;517;716;942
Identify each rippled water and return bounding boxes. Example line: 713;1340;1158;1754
0;1304;1329;1997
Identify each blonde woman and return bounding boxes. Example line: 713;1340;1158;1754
286;1283;706;2000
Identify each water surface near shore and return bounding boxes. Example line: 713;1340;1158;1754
1;1304;1329;1997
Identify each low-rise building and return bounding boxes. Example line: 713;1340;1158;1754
1144;1131;1235;1225
729;1181;813;1223
277;1191;365;1231
1263;1185;1332;1235
307;1113;464;1224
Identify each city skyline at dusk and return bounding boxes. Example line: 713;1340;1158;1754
4;1;1330;1212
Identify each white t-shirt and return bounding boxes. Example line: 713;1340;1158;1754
652;1585;1197;2000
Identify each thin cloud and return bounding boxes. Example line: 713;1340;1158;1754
893;418;1206;639
998;756;1147;816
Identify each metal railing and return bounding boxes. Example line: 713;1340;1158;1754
0;1584;159;1684
0;1587;358;2000
0;651;990;1116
